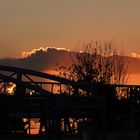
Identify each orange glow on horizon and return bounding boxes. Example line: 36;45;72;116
131;52;140;58
7;84;16;94
43;70;140;85
128;74;140;85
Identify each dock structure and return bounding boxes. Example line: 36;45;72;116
0;65;140;139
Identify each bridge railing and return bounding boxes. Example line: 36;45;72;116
1;80;140;100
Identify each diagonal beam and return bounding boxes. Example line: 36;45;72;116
0;73;52;95
0;65;74;86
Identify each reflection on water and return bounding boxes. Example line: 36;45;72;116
23;118;41;135
24;118;79;135
27;122;40;134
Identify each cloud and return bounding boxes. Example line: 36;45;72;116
0;47;72;72
21;47;68;58
0;47;140;78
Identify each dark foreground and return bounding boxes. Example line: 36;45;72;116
0;131;139;140
0;134;82;140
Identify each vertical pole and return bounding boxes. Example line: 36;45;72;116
48;110;51;135
69;86;71;95
4;81;6;94
51;84;54;94
60;84;62;95
29;113;31;135
40;83;43;88
15;73;25;95
54;108;61;140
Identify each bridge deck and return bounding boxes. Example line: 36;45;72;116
0;94;105;114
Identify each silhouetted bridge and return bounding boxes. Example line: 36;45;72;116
0;65;140;138
0;65;106;136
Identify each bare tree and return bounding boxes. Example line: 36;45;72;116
73;41;128;83
57;41;128;96
57;41;129;132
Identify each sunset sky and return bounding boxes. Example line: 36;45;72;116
0;0;140;58
0;0;140;84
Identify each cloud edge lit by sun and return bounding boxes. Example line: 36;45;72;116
21;47;70;58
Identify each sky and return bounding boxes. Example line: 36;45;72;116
0;47;140;85
0;0;140;58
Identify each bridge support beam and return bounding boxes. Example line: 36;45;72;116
15;73;25;96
